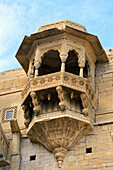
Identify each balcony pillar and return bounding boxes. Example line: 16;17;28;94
79;67;84;77
60;57;66;72
34;48;41;77
60;40;68;72
34;60;41;77
28;59;35;79
79;62;85;77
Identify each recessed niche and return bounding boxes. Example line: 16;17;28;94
30;155;36;161
86;147;92;154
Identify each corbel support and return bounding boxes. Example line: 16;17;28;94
56;86;67;110
22;105;31;128
80;93;90;116
30;91;40;116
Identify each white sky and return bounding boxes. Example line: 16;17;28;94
0;0;113;72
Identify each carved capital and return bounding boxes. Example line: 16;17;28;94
78;61;85;68
34;59;42;68
30;91;40;116
60;55;67;62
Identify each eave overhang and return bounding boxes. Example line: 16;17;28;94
16;26;108;73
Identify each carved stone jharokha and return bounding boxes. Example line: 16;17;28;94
18;20;100;168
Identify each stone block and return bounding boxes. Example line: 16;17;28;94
12;78;19;88
0;81;4;90
106;150;113;157
68;154;84;162
3;69;25;79
18;76;28;87
85;151;105;159
4;80;12;89
79;159;88;166
98;93;113;111
0;74;3;80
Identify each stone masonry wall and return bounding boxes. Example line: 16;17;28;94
2;51;113;169
20;124;113;170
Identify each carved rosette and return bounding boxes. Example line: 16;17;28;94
27;117;92;168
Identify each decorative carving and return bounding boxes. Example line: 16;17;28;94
79;80;84;86
80;93;89;116
21;72;95;107
56;86;66;110
53;147;67;168
30;92;40;116
28;58;35;79
22;105;31;127
40;44;61;60
2;106;17;123
27;117;92;168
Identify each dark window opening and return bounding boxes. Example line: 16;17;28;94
30;155;36;161
65;50;79;75
38;50;61;76
86;147;92;154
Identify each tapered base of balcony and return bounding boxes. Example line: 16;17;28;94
0;157;10;167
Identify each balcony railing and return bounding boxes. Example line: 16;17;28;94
21;72;96;106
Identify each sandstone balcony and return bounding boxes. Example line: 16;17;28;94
21;71;96;107
21;71;96;168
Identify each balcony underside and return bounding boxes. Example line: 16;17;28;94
0;158;10;167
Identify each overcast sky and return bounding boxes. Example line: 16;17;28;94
0;0;113;72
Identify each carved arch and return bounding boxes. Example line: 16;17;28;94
65;49;80;75
38;49;61;76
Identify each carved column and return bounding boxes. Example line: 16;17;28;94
79;61;85;77
34;59;41;77
78;49;85;77
34;48;41;77
60;41;68;72
22;104;31;127
56;86;67;110
30;91;40;116
28;59;35;79
80;93;89;116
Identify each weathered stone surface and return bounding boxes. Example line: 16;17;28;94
1;21;113;170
